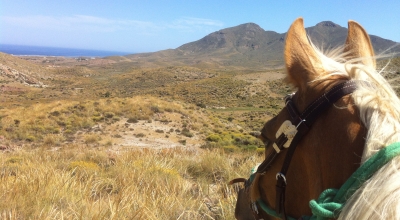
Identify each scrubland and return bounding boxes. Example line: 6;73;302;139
0;88;266;219
1;55;399;219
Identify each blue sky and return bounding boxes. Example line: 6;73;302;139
1;0;400;53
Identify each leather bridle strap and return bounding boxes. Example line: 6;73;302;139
256;80;358;220
257;80;358;174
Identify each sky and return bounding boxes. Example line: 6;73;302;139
1;0;400;53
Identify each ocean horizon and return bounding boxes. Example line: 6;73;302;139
0;44;132;57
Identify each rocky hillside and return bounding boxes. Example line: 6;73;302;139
306;21;398;54
0;53;47;87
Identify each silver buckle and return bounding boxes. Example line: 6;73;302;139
276;172;287;185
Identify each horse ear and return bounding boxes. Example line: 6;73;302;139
344;20;376;68
284;18;324;89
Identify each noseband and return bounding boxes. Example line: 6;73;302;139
241;80;358;220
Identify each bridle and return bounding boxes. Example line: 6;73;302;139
234;80;358;220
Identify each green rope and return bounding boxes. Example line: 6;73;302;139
306;142;400;220
250;142;400;220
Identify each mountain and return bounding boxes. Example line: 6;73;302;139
305;21;398;54
176;23;286;68
124;21;399;69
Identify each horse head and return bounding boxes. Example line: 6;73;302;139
233;17;400;220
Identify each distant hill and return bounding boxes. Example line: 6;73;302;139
125;21;400;69
0;52;47;87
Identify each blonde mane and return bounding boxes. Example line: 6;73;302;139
315;45;400;219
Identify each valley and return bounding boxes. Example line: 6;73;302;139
0;20;399;219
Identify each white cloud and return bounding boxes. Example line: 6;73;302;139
177;17;224;27
167;17;224;32
1;15;160;33
1;15;223;34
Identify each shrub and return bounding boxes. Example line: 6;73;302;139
150;106;161;113
104;112;115;118
92;116;104;122
50;111;61;117
56;120;66;127
135;133;146;138
45;126;60;134
155;129;164;133
196;103;206;108
84;134;100;145
206;134;221;142
127;117;139;123
181;128;193;138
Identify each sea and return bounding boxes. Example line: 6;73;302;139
0;44;131;57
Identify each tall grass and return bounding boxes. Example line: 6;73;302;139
0;145;262;219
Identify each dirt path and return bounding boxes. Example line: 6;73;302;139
234;71;285;83
81;112;205;149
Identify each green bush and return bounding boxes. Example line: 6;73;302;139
204;132;262;150
206;134;221;142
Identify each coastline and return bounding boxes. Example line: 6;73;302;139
0;44;132;58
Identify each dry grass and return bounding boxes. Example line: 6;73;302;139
0;145;262;219
0;96;209;146
0;93;266;219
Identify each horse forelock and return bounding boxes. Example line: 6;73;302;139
313;43;400;220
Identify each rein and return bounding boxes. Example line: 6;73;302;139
308;142;400;219
237;80;359;220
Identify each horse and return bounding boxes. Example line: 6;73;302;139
232;17;400;220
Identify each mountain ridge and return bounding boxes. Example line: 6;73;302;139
125;20;399;69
